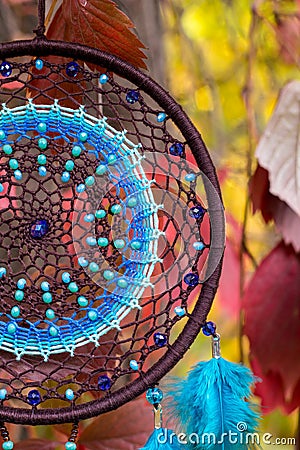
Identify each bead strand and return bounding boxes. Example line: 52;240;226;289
0;423;13;449
65;422;79;450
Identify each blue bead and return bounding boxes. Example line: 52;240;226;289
13;170;22;181
184;272;199;287
88;310;98;321
35;59;44;70
84;214;95;222
42;292;52;304
40;281;50;292
2;441;14;450
0;183;4;193
193;241;205;251
66;61;79;77
30;219;49;239
202;321;216;336
185;173;196;182
174;306;185;317
65;442;76;450
157;112;166;123
7;323;16;334
153;332;167;347
14;290;24;301
0;130;6;140
98;375;111;391
0;388;7;400
27;389;41;405
146;387;163;404
169;142;184;156
61;171;71;183
86;236;97;246
189;204;206;220
38;166;47;177
0;61;12;77
0;267;7;278
126;90;140;104
76;184;85;193
129;360;139;371
49;326;58;337
89;262;99;272
62;272;71;283
99;73;109;84
65;388;75;400
17;278;26;289
78;257;89;268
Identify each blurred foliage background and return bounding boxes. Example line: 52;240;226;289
0;0;299;447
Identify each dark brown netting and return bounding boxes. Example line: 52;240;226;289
0;37;225;425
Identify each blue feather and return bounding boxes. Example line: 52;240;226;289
166;357;260;449
139;428;184;449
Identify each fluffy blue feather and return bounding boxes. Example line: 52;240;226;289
166;357;260;449
139;428;183;449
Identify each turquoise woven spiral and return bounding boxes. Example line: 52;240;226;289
0;100;161;361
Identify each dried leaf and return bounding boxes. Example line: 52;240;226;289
14;439;58;450
79;398;152;450
243;241;300;413
275;14;300;65
255;80;300;216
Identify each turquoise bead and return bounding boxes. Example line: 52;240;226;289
40;281;50;292
0;267;6;278
78;257;89;268
95;209;106;219
174;306;185;317
17;278;26;289
38;137;47;150
11;306;20;318
68;282;78;293
99;73;108;84
0;183;4;193
65;442;76;450
0;388;7;400
79;131;88;142
88;310;98;321
65;160;75;171
130;240;142;250
114;239;125;249
62;272;71;283
95;164;106;176
76;184;85;193
127;197;137;208
157;112;166;122
14;290;24;301
2;144;12;155
103;270;114;281
49;326;58;337
38;166;47;177
7;323;16;334
37;122;47;133
89;262;99;273
42;292;52;304
107;154;117;165
35;59;44;70
72;145;81;157
0;130;6;140
85;175;95;187
86;236;97;246
185;173;196;182
46;309;55;319
193;241;205;251
97;237;109;247
65;388;75;400
117;279;128;289
77;296;88;307
111;204;122;214
146;387;163;404
129;360;139;371
84;214;94;222
14;170;22;181
61;171;70;183
9;159;18;170
37;154;47;165
2;440;14;450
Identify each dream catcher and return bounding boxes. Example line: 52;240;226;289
0;1;260;449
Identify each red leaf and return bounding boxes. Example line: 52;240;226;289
47;0;147;70
79;398;153;449
243;242;300;413
14;439;58;450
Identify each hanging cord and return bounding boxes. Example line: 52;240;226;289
34;0;46;38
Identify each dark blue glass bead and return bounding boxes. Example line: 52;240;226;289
28;389;41;405
189;204;206;220
184;272;199;287
0;61;12;77
202;321;216;336
153;332;167;347
146;387;163;405
66;61;79;77
126;90;140;104
30;219;49;239
98;375;111;391
169;142;184;156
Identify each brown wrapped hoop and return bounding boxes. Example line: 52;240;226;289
0;1;225;426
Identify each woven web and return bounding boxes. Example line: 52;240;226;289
0;58;219;415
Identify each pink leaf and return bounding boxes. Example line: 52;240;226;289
243;241;300;413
